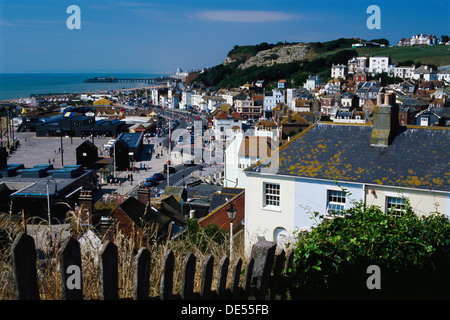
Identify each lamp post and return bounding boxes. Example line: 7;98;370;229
226;203;237;262
46;179;58;229
113;142;116;179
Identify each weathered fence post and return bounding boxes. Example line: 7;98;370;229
216;256;229;299
242;257;254;300
200;254;214;299
181;252;196;300
160;250;175;300
250;240;277;300
279;249;294;300
11;232;40;300
269;250;286;300
58;236;82;300
230;258;243;300
134;247;151;300
99;240;118;300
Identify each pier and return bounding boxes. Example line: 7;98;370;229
84;76;172;84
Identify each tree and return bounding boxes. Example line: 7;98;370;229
441;35;449;43
370;38;390;46
289;200;450;299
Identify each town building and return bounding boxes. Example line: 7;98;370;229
213;110;242;142
331;64;348;79
243;92;450;252
35;115;126;138
0;154;98;221
303;75;321;92
397;34;440;46
347;56;369;74
235;97;262;120
263;90;285;111
394;65;416;79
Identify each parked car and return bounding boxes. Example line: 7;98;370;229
152;173;165;181
184;160;194;167
143;177;158;187
178;135;183;142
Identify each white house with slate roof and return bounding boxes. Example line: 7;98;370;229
243;92;450;253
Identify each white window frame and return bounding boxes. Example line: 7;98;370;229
386;196;407;218
327;189;346;214
264;183;280;207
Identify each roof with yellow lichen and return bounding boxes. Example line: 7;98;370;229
246;123;450;192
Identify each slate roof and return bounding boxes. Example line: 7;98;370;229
416;107;450;119
199;190;245;232
246;123;450;192
1;165;95;197
209;187;245;213
116;196;147;227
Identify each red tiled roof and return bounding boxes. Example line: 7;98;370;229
231;111;242;120
199;190;245;231
215;111;229;119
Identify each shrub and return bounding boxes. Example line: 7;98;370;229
289;201;450;299
184;218;228;253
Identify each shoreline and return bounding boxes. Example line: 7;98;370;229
0;83;168;104
0;72;177;103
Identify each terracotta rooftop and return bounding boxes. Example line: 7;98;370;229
238;136;272;158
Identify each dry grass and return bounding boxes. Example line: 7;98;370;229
0;213;246;300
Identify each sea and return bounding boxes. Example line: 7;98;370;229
0;73;167;101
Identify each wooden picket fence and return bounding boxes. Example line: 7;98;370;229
10;232;293;300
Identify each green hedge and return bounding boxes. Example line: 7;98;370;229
289;201;450;299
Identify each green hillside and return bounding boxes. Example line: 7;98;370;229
194;38;450;89
355;45;450;67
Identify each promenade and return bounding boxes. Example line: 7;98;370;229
7;132;172;198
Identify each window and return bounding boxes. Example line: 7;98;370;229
327;190;346;214
386;196;406;217
264;183;280;207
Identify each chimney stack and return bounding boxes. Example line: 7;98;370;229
137;185;151;205
78;189;93;225
99;216;115;242
371;92;398;147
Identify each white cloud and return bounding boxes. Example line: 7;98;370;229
194;10;299;23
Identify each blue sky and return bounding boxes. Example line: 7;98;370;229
0;0;448;73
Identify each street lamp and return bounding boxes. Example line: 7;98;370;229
46;179;58;227
226;203;237;262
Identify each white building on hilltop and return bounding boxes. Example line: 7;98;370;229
397;34;440;46
263;89;284;111
368;56;391;75
303;75;321;92
331;64;347;79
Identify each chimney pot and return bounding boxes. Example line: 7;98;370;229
384;93;391;106
78;189;93;225
377;93;384;105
